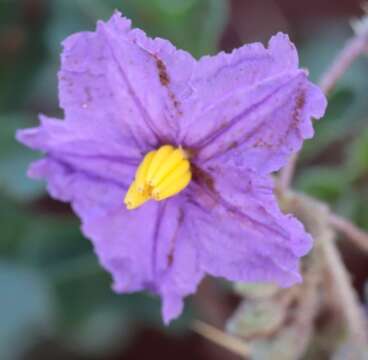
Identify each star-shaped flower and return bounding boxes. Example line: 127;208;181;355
17;12;326;323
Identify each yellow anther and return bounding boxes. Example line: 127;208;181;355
153;171;191;201
146;145;174;184
135;151;155;193
151;160;190;200
124;145;192;210
124;181;150;210
150;148;186;187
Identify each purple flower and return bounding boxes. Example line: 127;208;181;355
17;12;326;323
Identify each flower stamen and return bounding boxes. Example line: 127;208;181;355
124;145;191;210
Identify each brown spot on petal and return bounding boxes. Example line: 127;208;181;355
253;138;269;148
167;209;185;267
153;54;183;117
155;58;170;86
167;253;174;267
192;165;216;193
292;90;306;128
227;141;238;151
169;90;183;116
185;147;199;159
271;88;307;149
84;86;92;102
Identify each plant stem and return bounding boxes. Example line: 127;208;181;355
329;213;368;253
319;34;368;95
321;230;368;346
192;320;250;357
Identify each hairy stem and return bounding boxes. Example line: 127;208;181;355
192;320;250;357
322;230;368;345
319;34;368;94
329;213;368;253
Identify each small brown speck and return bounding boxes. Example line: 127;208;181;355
84;86;92;102
156;58;170;86
167;209;184;267
291;90;306;128
167;253;174;266
227;141;238;150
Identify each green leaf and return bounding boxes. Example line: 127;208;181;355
345;127;368;180
69;304;130;354
18;214;89;268
46;1;111;57
351;189;368;231
0;194;31;257
300;23;368;161
334;188;362;220
53;269;162;355
295;166;348;205
126;0;229;57
0;113;43;201
156;0;198;15
0;2;48;111
47;0;228;58
0;262;54;360
300;88;355;161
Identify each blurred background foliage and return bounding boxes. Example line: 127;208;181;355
0;0;367;359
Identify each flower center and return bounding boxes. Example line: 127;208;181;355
124;145;192;210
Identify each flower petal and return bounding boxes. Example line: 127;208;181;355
26;158;125;219
16;115;138;188
83;194;203;324
27;156;201;323
59;12;196;148
187;164;312;286
158;215;204;323
181;33;326;174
